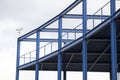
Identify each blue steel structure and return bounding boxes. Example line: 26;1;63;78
82;0;87;80
16;0;120;80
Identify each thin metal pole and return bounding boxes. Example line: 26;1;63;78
110;0;117;80
30;52;31;62
110;71;112;80
16;39;20;80
58;18;62;80
24;55;25;64
82;0;87;80
101;8;103;22
35;31;40;80
63;70;66;80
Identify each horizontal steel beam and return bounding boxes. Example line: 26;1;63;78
22;38;120;42
18;62;111;70
63;14;109;19
88;39;120;42
39;62;111;65
18;0;82;40
22;38;74;42
64;52;112;55
41;28;90;32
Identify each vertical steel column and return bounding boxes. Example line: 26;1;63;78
35;31;40;80
58;18;62;80
82;0;87;80
16;39;20;80
110;0;117;80
63;70;66;80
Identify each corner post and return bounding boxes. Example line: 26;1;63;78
82;0;87;80
16;39;21;80
110;0;117;80
35;31;40;80
58;18;62;80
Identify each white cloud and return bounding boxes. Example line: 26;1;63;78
0;51;16;80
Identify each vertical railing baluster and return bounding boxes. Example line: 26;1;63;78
43;47;45;56
101;8;103;22
24;55;25;64
44;46;46;56
51;42;52;53
30;52;31;62
75;29;76;39
93;16;94;28
67;32;68;40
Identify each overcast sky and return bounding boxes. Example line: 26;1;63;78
0;0;75;80
0;0;119;80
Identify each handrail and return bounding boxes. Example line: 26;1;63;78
92;1;110;28
93;1;110;15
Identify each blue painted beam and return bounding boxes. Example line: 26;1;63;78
22;38;74;42
63;14;109;19
110;0;117;80
18;0;82;41
110;16;117;80
58;18;62;80
16;39;20;80
42;28;90;33
82;0;87;80
35;31;40;80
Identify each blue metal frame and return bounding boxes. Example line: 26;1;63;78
16;39;20;80
110;0;117;80
16;0;120;80
63;14;109;19
82;0;87;80
41;28;90;33
58;18;62;80
22;38;74;42
35;31;40;80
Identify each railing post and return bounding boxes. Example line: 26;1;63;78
101;8;103;22
82;0;87;80
16;39;20;80
30;52;31;62
24;55;25;64
93;17;95;28
75;29;77;39
51;42;52;53
44;46;46;56
35;31;40;80
58;17;62;80
67;32;69;40
110;0;117;80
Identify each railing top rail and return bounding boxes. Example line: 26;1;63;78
93;1;110;15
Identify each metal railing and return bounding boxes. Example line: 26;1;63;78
20;50;36;65
91;1;110;28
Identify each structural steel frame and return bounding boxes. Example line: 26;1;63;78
16;0;120;80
